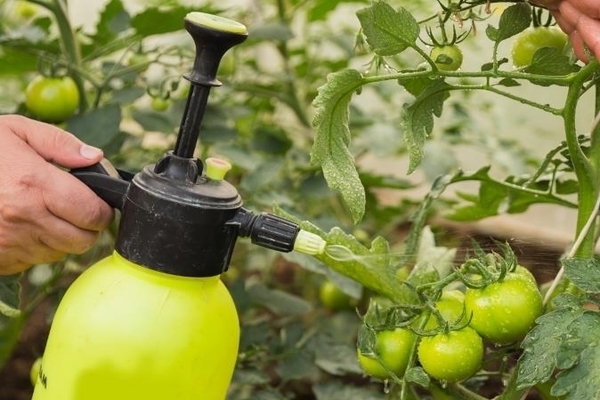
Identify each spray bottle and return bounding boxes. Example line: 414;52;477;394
32;12;325;400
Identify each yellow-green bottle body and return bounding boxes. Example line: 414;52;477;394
32;251;239;400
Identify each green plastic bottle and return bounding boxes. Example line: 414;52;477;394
32;12;325;400
32;253;239;399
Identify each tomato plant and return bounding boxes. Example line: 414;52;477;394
417;326;484;382
511;26;568;67
30;357;42;386
465;270;543;345
430;45;463;71
25;75;79;123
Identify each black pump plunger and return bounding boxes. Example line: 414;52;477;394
175;13;248;159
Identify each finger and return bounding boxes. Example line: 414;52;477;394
562;0;600;19
2;114;104;169
569;30;590;62
552;11;575;34
40;165;114;231
36;215;101;255
0;261;29;276
559;2;600;60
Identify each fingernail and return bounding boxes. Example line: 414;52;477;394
80;144;103;159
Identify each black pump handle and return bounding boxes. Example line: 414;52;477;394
70;159;132;211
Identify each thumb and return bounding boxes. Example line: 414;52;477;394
6;115;104;168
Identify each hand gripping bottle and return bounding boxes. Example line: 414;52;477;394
32;12;325;400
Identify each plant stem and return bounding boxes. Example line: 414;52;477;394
563;60;600;258
44;0;89;111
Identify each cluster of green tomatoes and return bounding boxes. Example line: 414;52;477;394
357;262;543;384
428;24;568;72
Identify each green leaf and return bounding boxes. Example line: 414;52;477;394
401;79;451;174
275;207;408;303
275;346;318;382
308;0;368;21
412;226;455;280
311;69;366;223
249;22;294;42
0;313;25;367
246;281;313;316
314;336;363;375
314;381;387;400
552;311;600;399
446;167;577;221
92;0;130;43
356;1;419;56
0;275;20;318
131;5;218;36
517;294;585;389
405;366;430;388
67;104;123;149
562;258;600;293
497;78;521;87
486;3;531;42
524;47;580;78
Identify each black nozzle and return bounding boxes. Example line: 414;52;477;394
174;12;248;159
230;209;300;253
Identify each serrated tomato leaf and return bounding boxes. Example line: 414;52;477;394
552;311;600;399
486;3;531;42
274;207;414;303
356;1;419;56
311;69;366;223
562;258;600;293
524;47;580;78
401;79;451;174
517;294;585;390
445;167;577;221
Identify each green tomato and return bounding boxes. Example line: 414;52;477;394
14;1;38;19
418;327;483;382
425;290;467;330
151;97;171;112
511;27;568;68
30;357;42;386
319;280;354;311
465;271;543;345
430;45;463;71
357;327;417;379
25;75;80;123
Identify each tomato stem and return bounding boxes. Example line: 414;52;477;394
31;0;89;112
563;60;600;259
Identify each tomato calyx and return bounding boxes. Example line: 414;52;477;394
457;241;519;289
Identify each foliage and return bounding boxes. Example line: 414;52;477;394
1;0;600;399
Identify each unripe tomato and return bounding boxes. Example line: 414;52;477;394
151;97;171;112
511;27;568;68
14;1;38;19
319;280;355;311
357;327;417;379
418;327;483;382
25;75;80;123
430;45;463;71
465;271;543;345
30;357;42;386
424;289;467;330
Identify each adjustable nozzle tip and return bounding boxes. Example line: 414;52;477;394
293;230;326;255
